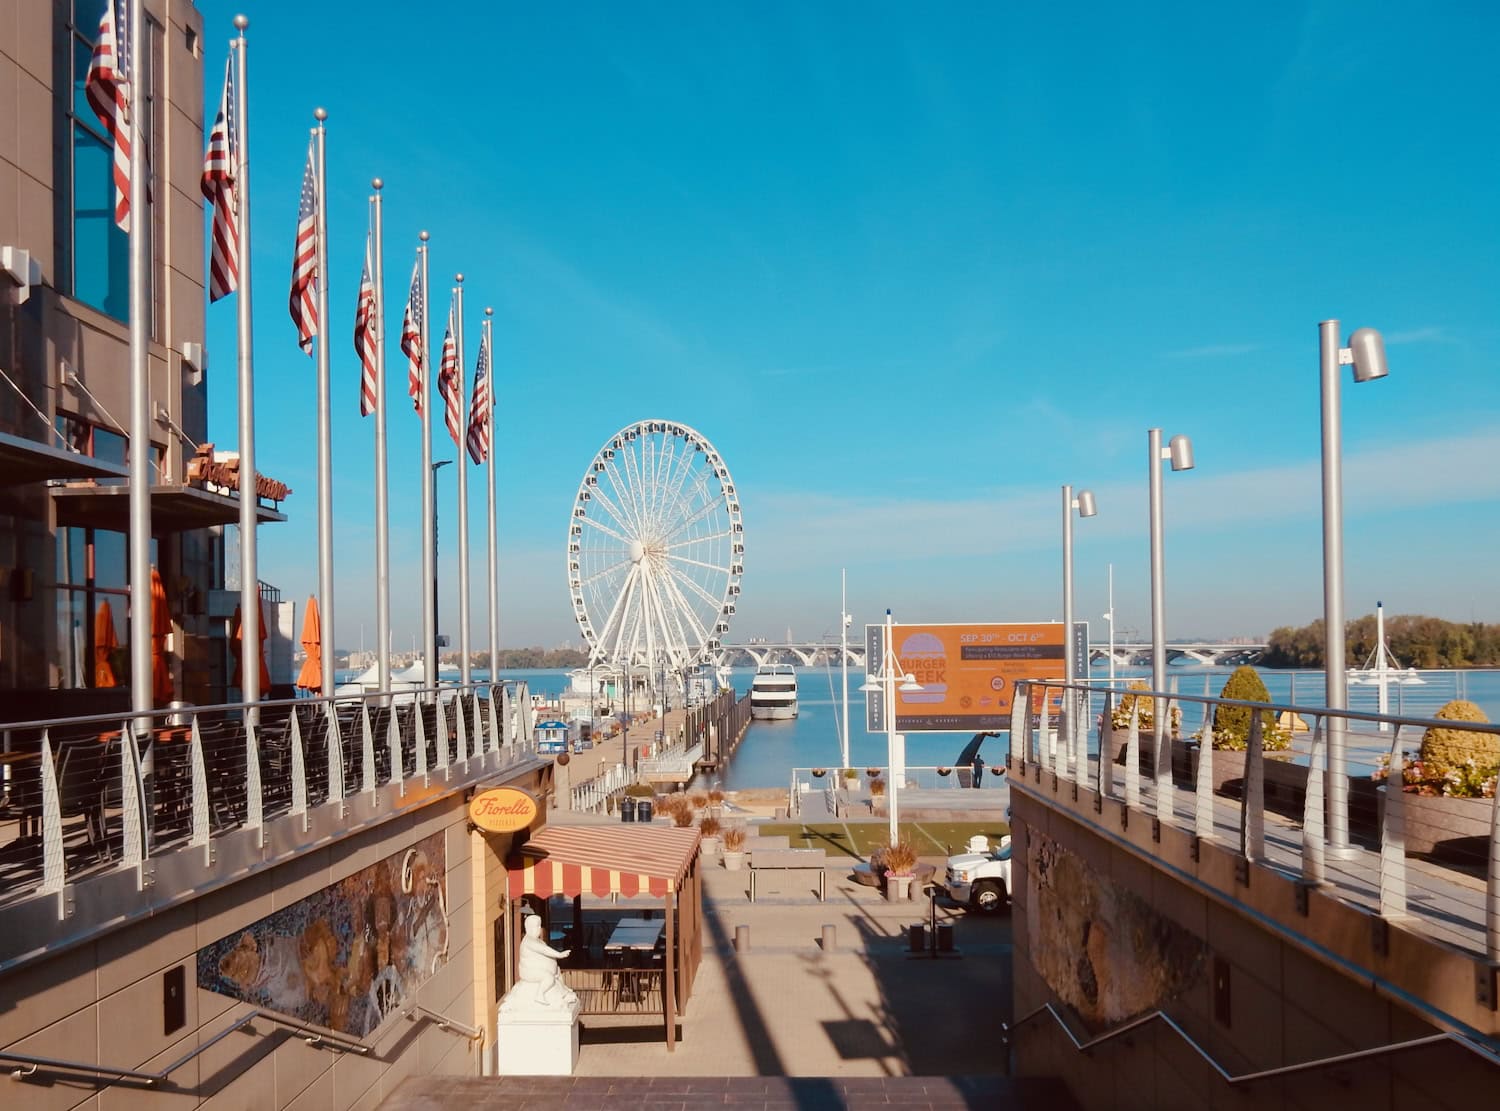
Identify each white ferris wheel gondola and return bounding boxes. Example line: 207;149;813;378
566;419;743;675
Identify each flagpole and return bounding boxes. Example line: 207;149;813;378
371;181;391;696
484;308;498;682
312;108;335;699
454;277;471;687
419;232;435;689
127;0;152;748
232;15;259;715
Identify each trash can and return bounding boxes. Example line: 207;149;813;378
620;797;638;823
908;923;926;953
637;799;654;823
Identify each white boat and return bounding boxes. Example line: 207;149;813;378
1347;602;1425;731
750;665;798;719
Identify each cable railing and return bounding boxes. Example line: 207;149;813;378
0;680;540;921
1010;678;1500;963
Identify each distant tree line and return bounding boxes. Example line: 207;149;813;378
469;647;588;670
1264;614;1500;669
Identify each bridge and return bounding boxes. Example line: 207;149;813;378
714;640;1266;669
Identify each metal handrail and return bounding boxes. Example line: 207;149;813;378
1003;1002;1500;1084
405;1005;484;1042
1;1007;370;1087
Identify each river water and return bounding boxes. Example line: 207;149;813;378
347;664;1500;790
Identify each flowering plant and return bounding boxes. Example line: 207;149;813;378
1374;752;1498;799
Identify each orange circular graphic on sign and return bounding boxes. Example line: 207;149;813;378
469;787;539;833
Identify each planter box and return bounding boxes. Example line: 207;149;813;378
1386;790;1495;868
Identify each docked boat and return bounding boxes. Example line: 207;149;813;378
750;665;798;719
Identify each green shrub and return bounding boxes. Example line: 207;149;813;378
1211;666;1289;751
1419;700;1498;778
1109;680;1181;733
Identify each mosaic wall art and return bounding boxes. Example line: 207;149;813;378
197;831;449;1036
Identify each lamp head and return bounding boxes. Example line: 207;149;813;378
1075;489;1097;518
858;677;880;693
898;675;923;692
1347;327;1388;383
1168;434;1194;471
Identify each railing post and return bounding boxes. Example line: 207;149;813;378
472;689;486;754
436;693;451;773
415;701;429;781
456;694;469;765
119;717;146;872
1302;719;1326;885
325;701;345;816
1195;723;1214;842
1036;685;1051;777
290;712;308;829
1155;679;1176;824
188;717;210;853
1124;703;1140;810
360;702;376;798
1098;691;1114;800
1009;689;1026;768
39;730;63;897
1380;728;1407;918
388;709;404;795
1486;789;1499;960
1241;711;1265;864
488;685;501;751
245;720;263;840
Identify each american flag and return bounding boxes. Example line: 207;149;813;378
201;57;239;301
288;139;319;354
438;305;463;448
465;326;492;464
354;236;378;416
400;258;424;413
85;0;131;233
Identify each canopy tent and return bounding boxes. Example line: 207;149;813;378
504;823;703;1050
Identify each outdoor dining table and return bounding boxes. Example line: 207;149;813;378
604;918;666;1003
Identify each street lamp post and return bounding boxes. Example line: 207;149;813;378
1062;485;1097;776
1320;320;1388;851
859;610;922;847
1148;429;1194;816
431;459;452;680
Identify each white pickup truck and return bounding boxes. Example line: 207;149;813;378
943;834;1012;914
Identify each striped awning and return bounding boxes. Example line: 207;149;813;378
506;823;701;900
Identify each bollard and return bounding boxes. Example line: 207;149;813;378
908;923;926;953
735;924;750;952
937;922;955;952
821;924;836;952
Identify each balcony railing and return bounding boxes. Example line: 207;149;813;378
0;680;541;969
1010;678;1500;964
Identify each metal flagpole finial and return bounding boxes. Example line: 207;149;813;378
314;106;328;122
485;307;493;317
419;230;429;242
372;177;383;190
234;14;249;30
455;273;464;284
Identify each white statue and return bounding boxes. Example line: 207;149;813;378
502;915;578;1013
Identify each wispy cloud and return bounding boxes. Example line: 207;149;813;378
1164;342;1262;359
1382;326;1453;346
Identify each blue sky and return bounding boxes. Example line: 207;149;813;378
198;1;1499;652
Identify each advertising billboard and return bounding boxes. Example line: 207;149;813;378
865;621;1077;733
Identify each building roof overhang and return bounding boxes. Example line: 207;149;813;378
51;483;287;532
0;430;131;486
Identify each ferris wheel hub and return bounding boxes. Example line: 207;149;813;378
630;539;646;563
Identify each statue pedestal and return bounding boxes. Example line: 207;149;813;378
495;994;581;1076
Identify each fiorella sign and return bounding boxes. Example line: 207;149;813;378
469;787;539;834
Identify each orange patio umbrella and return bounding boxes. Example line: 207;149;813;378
94;600;119;688
230;600;272;692
295;595;322;693
150;566;174;704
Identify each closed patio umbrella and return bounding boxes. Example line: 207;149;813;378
150;567;174;704
94;600;119;688
230;600;272;692
295;596;322;693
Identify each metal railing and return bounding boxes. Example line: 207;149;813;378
1010;678;1500;962
638;740;704;779
1004;1001;1500;1086
0;679;539;914
572;762;629;813
786;766;998;815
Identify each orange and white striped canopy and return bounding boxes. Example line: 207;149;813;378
506;823;701;900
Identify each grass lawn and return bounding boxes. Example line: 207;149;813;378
757;820;1010;861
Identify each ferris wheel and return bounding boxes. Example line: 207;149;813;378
567;419;743;672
